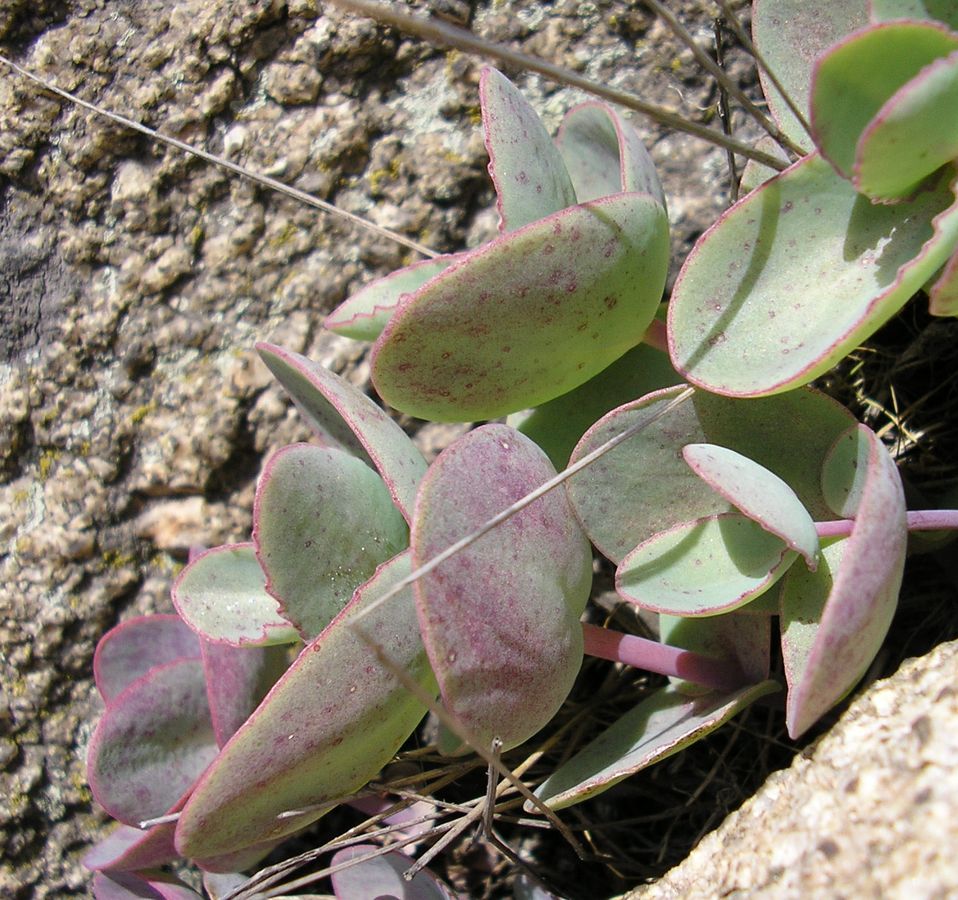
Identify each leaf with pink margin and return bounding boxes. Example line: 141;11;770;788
567;386;855;564
175;551;435;862
530;680;780;810
554;101;665;209
929;245;958;314
200;640;289;747
324;252;466;341
810;21;958;181
616;512;798;617
853;49;958;200
84;822;179;874
480;67;576;232
752;0;868;150
87;659;217;826
659;611;771;696
330;845;456;899
257;343;427;522
781;425;907;738
172;544;299;647
682;443;819;567
668;153;958;397
94;615;201;703
92;872;202;900
412;424;593;753
372;192;670;422
253;443;408;639
871;0;958;28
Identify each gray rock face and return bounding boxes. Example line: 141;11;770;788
629;639;958;900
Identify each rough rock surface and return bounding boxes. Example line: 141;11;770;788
628;638;958;900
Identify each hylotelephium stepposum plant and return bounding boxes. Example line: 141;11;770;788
9;0;952;895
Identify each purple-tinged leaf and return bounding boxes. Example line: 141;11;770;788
324;253;465;341
175;552;435;862
330;845;457;900
530;680;780;810
616;512;797;617
782;425;907;738
253;443;408;639
568;386;855;564
929;245;958;314
83;823;178;874
87;658;217;826
752;0;868;150
172;544;299;647
371;192;670;422
480;67;576;232
871;0;958;26
201;872;247;900
683;443;819;567
201;640;289;747
257;343;427;522
412;425;593;752
92;872;202;900
810;21;958;182
94;615;200;704
659;612;771;695
555;101;665;209
854;48;958;200
668;152;958;397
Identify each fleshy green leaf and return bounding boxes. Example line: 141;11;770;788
555;101;665;209
257;343;427;522
87;659;217;826
871;0;958;27
371;192;670;422
175;552;435;862
811;21;958;180
480;67;577;232
929;246;958;314
615;512;798;617
323;253;464;341
752;0;868;149
172;544;299;647
412;424;593;752
330;845;455;900
567;385;856;564
781;425;907;738
668;152;958;396
854;49;958;200
253;443;408;639
93;615;201;703
682;443;819;566
530;681;780;810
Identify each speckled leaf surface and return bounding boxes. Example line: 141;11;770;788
172;544;298;647
854;49;958;199
87;659;217;826
411;424;593;752
782;425;907;738
531;680;780;810
871;0;958;27
253;443;408;639
616;513;798;616
929;245;958;313
752;0;868;149
683;443;819;566
175;552;435;862
323;253;463;341
668;152;958;396
93;615;201;703
812;22;958;176
555;101;665;208
480;67;576;232
567;386;855;564
257;344;427;522
330;845;455;900
371;192;669;422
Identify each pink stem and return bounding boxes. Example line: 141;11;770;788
581;622;748;692
640;318;669;353
816;509;958;539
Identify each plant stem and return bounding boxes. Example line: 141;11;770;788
581;622;748;692
815;509;958;538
